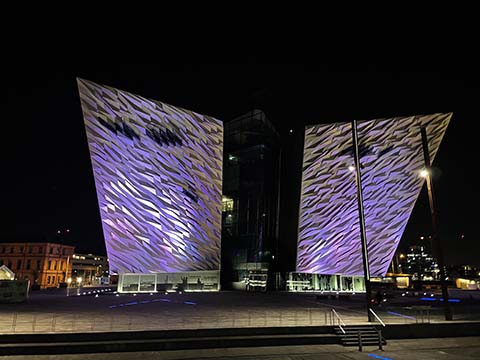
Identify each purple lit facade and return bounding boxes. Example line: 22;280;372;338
78;79;223;275
297;114;451;277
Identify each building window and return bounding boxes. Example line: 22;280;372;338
63;249;66;255
36;260;41;270
48;260;52;270
53;261;57;270
52;276;55;284
222;196;234;212
38;247;43;254
10;247;14;254
47;276;51;284
26;260;31;270
49;248;53;254
1;247;5;254
0;260;3;266
7;261;12;269
59;261;62;270
17;260;22;270
28;247;33;254
20;247;24;253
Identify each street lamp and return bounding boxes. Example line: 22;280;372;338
76;277;82;296
67;277;72;296
351;120;373;322
420;126;452;321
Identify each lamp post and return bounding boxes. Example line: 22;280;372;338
398;254;405;273
76;276;82;296
351;120;373;322
420;126;453;320
66;277;72;296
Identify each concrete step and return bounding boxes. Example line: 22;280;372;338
0;326;335;344
0;333;340;355
335;325;386;347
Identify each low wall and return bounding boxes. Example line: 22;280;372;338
383;322;480;339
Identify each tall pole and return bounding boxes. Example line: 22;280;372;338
420;126;453;321
352;120;373;322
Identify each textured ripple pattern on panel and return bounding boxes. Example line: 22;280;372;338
297;113;451;277
78;79;223;274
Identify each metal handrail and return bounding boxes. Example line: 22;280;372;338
369;308;386;327
331;308;346;334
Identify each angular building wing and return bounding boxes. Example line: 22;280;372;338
297;113;451;277
78;79;223;275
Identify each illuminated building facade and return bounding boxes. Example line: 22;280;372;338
296;113;451;278
0;243;75;289
78;79;223;292
71;253;109;286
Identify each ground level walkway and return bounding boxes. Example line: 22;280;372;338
0;337;479;360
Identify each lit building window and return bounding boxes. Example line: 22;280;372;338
222;196;234;212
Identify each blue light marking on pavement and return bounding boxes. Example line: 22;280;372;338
387;311;416;320
109;297;199;308
368;354;393;360
421;297;461;303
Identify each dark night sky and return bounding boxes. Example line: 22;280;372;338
4;59;480;268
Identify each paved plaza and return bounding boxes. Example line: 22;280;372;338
1;289;479;333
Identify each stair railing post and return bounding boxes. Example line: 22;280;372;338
358;331;362;352
378;328;383;351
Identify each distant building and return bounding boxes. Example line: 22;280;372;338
71;253;109;286
401;245;440;281
0;243;75;289
446;264;479;279
446;264;480;290
221;110;281;290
